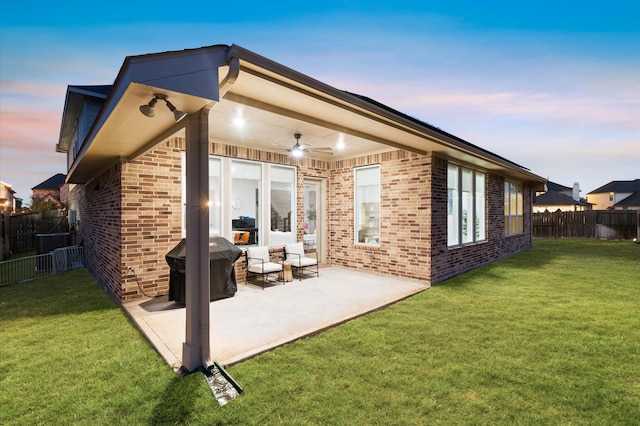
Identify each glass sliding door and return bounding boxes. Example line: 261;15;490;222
303;181;320;250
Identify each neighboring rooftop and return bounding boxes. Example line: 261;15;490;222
534;191;589;207
32;173;66;190
588;179;640;194
614;191;640;207
546;181;572;192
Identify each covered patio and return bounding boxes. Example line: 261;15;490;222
124;266;428;368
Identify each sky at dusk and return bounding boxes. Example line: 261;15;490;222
1;1;639;205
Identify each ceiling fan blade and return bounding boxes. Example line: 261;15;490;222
306;147;334;153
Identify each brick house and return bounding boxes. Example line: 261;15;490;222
56;44;545;304
31;173;67;207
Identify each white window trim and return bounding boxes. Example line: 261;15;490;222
181;153;297;246
354;165;381;247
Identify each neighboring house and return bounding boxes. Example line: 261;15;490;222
533;181;591;212
0;181;16;214
587;179;640;210
31;173;67;207
55;44;545;304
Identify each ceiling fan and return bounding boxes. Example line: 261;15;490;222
281;133;333;158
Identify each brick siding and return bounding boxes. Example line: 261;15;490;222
69;137;535;301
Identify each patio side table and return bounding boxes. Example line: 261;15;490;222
279;261;293;282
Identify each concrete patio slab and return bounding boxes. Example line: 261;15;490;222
123;266;428;369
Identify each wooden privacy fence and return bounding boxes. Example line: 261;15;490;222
1;210;69;254
533;210;639;240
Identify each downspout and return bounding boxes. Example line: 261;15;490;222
199;50;240;369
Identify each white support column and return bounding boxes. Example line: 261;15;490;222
183;106;212;371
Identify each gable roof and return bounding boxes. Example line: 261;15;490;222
533;191;589;207
57;43;545;188
588;179;640;194
31;173;66;190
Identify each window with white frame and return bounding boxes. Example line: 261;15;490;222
208;157;222;237
181;155;222;238
355;165;380;245
181;154;296;246
269;165;295;245
448;163;486;247
504;181;523;235
231;160;261;245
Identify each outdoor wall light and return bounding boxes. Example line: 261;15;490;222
139;94;187;122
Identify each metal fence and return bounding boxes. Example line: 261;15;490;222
0;245;84;286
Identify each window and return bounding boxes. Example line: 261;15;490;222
448;164;486;247
504;181;524;235
231;160;261;245
355;165;380;245
269;165;295;245
208;158;222;237
182;155;296;246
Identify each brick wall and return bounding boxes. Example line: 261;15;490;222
70;136;535;301
114;137;331;299
429;156;533;284
328;150;433;281
120;139;184;301
68;163;123;299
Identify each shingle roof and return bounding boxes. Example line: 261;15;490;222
32;173;66;190
534;191;589;206
546;181;572;192
588;179;640;194
344;91;530;171
614;191;640;207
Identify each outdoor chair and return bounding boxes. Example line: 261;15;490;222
245;245;283;289
284;242;319;280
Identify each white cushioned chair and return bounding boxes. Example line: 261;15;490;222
284;242;319;280
245;246;283;289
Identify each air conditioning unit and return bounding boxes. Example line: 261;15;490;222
68;210;77;225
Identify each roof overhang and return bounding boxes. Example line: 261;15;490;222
60;43;545;186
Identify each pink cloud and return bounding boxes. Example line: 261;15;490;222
0;79;67;99
0;107;62;145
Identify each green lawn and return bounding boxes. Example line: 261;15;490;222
1;239;638;425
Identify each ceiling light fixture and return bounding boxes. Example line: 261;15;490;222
291;133;305;157
139;94;187;122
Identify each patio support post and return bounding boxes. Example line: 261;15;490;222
183;106;212;372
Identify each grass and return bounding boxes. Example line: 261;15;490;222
1;239;638;424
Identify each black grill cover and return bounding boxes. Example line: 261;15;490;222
165;237;242;303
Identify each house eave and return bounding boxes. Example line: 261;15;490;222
61;43;545;186
65;45;229;183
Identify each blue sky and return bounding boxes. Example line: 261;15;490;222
1;1;639;204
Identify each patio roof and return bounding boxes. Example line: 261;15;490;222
59;43;545;186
